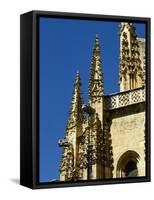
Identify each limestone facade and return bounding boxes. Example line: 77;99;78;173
58;23;146;181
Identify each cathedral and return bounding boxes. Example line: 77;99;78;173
58;23;146;181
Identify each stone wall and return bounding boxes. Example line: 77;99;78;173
110;103;145;178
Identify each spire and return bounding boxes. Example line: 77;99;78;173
88;35;104;104
66;71;84;132
58;71;84;181
119;22;143;91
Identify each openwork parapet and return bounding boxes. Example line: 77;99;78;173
105;87;145;110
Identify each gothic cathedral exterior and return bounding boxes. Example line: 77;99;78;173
58;23;146;181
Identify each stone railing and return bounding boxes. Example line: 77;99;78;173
104;87;145;110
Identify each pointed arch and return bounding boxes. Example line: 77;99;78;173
116;150;140;178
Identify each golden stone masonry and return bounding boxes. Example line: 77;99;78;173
58;23;146;181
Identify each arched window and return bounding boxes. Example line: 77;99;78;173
116;151;140;178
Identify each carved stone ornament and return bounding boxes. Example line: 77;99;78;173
59;139;74;180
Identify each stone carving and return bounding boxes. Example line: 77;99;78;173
58;138;74;180
89;35;104;103
77;113;104;172
142;54;146;86
102;116;114;176
79;128;89;167
66;71;84;131
58;24;146;181
58;71;84;180
119;23;145;91
105;87;145;110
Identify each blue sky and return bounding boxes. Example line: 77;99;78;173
39;17;145;182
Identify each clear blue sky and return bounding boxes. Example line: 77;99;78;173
39;17;145;182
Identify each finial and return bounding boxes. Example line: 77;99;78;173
75;70;81;86
95;33;99;39
93;34;100;56
76;70;80;76
95;34;100;45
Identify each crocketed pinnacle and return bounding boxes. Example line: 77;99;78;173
119;22;137;38
66;70;84;132
88;34;104;102
119;22;141;91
